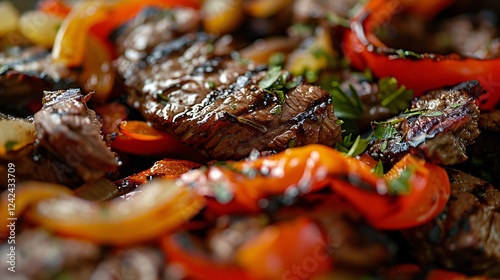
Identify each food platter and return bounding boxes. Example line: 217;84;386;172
0;0;499;279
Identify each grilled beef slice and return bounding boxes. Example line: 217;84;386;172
0;46;78;115
34;89;118;182
117;32;342;160
1;88;117;189
402;169;500;276
368;81;482;165
115;7;200;59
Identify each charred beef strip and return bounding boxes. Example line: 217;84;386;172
368;81;483;165
34;89;118;182
115;7;200;59
0;89;117;188
0;46;78;115
117;31;342;160
402;169;500;276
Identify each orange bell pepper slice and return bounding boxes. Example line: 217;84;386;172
179;144;450;230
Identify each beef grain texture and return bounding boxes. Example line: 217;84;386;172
34;89;118;182
0;46;78;115
369;81;482;165
117;31;342;160
403;169;500;276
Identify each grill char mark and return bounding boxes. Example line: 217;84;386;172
116;17;343;159
368;81;482;165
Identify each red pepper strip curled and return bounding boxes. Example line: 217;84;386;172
161;217;331;280
343;0;500;110
179;144;451;230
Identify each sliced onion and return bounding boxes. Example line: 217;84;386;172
19;10;63;48
0;115;36;155
0;2;20;36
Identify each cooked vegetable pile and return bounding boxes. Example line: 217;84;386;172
0;0;499;279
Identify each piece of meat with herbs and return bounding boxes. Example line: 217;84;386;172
0;46;78;116
368;81;482;165
34;89;118;182
117;32;342;160
402;169;500;277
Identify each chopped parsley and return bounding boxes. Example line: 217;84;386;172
207;80;215;89
268;52;285;67
288;137;296;148
378;77;414;114
372;121;398;140
259;66;303;105
270;105;282;115
305;69;319;83
394;49;422;59
325;12;350;28
259;66;283;89
4;140;17;152
387;166;415;195
157;92;170;104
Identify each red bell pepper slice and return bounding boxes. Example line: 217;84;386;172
343;0;500;110
179;144;450;230
111;120;205;160
161;233;255;280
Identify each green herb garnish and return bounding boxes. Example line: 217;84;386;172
371;160;384;177
330;81;366;119
4;140;17;152
269;52;285;67
259;66;282;89
305;69;319;83
325;12;350;28
288;137;296;148
387;166;415;195
270;105;282;115
378;77;414;114
372;121;398;140
394;49;422;59
336;134;370;157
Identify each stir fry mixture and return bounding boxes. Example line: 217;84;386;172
0;0;499;279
